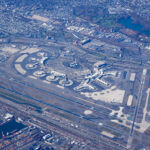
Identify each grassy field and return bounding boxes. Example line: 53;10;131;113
0;90;42;113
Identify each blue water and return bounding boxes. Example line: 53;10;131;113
0;118;26;139
118;17;150;36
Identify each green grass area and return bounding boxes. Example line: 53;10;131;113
0;91;42;113
45;108;75;121
97;14;121;29
74;6;121;30
83;121;122;138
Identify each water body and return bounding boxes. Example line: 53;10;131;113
118;17;150;36
0;118;26;139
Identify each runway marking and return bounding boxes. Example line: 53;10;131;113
101;131;115;138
